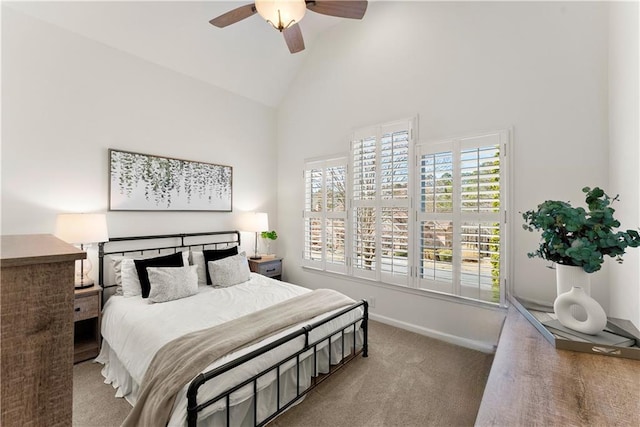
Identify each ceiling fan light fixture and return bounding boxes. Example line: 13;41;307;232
255;0;307;32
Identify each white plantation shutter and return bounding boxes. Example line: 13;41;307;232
416;130;508;304
420;151;454;214
301;121;508;307
380;129;410;200
352;206;377;279
380;207;409;277
303;165;322;265
459;141;501;215
325;163;347;273
351;119;414;285
303;217;323;262
352;136;377;201
302;157;347;273
325;218;346;265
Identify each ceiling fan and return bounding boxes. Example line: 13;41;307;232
209;0;368;54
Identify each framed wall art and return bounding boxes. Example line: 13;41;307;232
109;149;232;211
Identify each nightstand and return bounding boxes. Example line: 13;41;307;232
73;285;102;363
248;257;283;280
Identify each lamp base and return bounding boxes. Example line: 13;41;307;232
74;279;95;290
74;255;95;290
250;255;262;260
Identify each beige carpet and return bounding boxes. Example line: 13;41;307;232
73;321;493;427
73;360;131;427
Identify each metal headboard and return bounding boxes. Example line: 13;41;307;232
98;231;241;299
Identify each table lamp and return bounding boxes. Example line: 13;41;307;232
55;213;109;289
242;212;268;260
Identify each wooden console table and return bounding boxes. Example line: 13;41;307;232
475;304;640;426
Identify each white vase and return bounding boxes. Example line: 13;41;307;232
555;264;591;320
555;264;591;295
553;286;607;335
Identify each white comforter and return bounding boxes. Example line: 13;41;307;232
99;273;362;426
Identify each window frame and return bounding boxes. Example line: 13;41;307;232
302;155;349;274
301;124;510;308
349;118;416;286
415;130;510;306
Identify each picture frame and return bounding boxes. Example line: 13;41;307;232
109;149;232;212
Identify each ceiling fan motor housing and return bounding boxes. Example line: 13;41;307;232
255;0;307;31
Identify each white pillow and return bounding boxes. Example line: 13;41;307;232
207;252;250;287
190;251;207;286
106;255;126;296
109;255;128;287
117;251;189;297
146;265;198;303
121;259;142;297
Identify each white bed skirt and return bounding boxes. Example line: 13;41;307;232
97;329;363;426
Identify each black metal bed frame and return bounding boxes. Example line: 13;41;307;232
98;231;369;427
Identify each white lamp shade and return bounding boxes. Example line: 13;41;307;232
241;212;269;233
255;0;306;27
55;213;109;244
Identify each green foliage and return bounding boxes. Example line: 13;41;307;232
488;229;501;302
522;187;640;273
437;249;453;262
260;230;278;240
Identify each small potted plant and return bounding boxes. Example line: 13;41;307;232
522;186;640;297
260;230;278;256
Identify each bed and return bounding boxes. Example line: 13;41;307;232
96;231;368;426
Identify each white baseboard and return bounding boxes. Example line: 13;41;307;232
369;313;497;354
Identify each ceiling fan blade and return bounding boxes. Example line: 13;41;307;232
307;1;368;20
209;3;257;28
283;23;305;54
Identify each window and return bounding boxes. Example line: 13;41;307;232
351;120;414;285
417;131;508;304
302;123;509;306
303;157;348;274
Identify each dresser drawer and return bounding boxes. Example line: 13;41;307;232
256;260;282;277
74;294;100;322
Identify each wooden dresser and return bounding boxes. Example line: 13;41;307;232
1;234;85;426
475;304;640;426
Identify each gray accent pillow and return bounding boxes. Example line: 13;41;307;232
146;265;198;303
208;252;250;287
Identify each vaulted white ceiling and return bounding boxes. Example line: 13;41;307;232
4;1;350;107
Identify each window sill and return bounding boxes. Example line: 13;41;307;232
301;266;508;312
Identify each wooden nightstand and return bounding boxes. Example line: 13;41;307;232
73;285;102;363
248;257;282;280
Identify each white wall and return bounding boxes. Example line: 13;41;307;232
609;1;640;329
3;1;632;348
277;1;612;348
1;7;278;270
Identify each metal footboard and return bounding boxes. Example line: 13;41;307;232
186;300;369;427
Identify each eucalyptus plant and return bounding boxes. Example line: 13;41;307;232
522;187;640;273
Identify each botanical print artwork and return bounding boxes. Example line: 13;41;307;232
109;149;232;211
